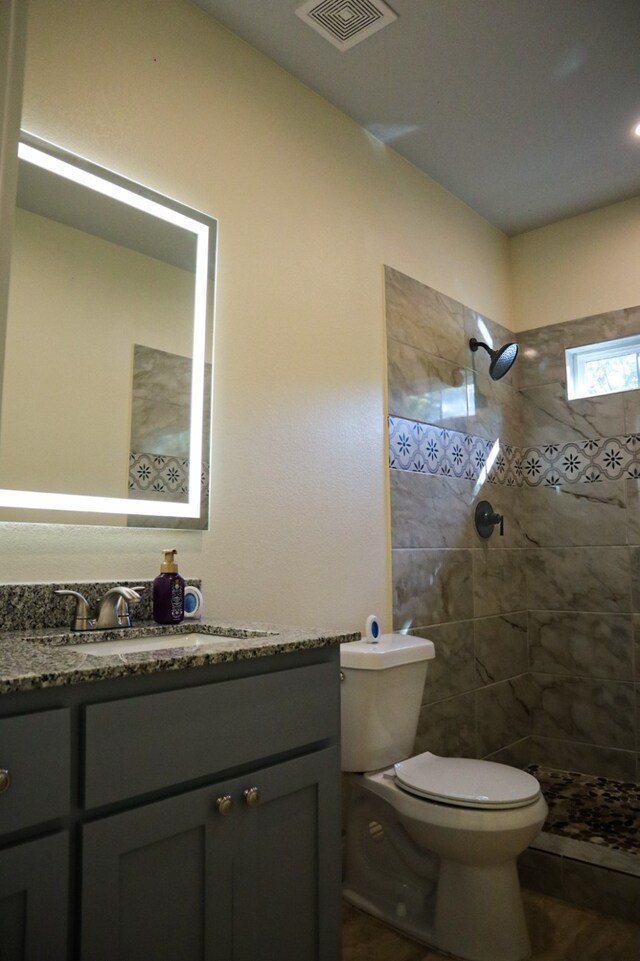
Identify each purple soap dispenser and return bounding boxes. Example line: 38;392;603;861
152;549;185;625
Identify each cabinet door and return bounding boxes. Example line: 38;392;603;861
81;747;341;961
233;746;341;961
81;784;233;961
0;832;69;961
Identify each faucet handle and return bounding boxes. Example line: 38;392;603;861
118;586;144;621
126;588;144;613
96;586;142;629
54;589;94;631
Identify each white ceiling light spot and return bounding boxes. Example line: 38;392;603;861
296;0;397;52
633;121;640;138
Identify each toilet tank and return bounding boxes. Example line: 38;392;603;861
340;634;435;772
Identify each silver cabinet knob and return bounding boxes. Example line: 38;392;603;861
243;786;259;807
216;794;233;816
0;769;10;795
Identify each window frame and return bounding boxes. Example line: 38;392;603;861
565;334;640;400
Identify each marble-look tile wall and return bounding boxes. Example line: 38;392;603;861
386;267;640;781
386;266;530;764
128;344;212;530
519;306;640;783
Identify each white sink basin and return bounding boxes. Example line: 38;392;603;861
65;632;262;657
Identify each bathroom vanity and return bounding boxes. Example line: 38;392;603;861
0;619;355;961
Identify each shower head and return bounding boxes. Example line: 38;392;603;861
469;337;519;380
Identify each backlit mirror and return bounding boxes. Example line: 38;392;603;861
0;132;217;528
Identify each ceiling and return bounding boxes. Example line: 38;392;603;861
191;0;640;236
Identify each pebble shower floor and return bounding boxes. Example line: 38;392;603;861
527;765;640;855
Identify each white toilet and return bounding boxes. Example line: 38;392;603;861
341;633;547;961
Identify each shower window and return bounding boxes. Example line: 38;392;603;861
566;334;640;400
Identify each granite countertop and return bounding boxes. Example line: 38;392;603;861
0;619;360;694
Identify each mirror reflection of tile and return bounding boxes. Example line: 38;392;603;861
128;344;211;529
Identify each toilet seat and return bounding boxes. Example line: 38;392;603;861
394;752;541;810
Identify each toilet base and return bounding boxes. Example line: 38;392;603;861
432;859;531;961
344;885;438;946
344;775;538;961
344;862;532;961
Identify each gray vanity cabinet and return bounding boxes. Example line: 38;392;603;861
232;750;338;961
81;747;339;961
0;646;342;961
0;708;71;960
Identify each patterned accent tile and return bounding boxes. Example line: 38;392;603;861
129;452;209;497
388;416;494;481
389;415;640;491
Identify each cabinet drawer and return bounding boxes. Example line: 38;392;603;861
83;661;339;808
0;709;71;833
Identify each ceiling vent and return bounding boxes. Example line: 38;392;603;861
295;0;397;52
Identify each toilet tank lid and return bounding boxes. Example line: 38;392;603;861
340;634;435;669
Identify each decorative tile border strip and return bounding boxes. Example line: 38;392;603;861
520;435;640;487
388;415;514;484
388;416;640;487
128;452;210;498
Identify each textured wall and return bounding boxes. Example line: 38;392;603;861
1;0;510;633
510;196;640;332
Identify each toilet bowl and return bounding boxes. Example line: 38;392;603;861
340;635;547;961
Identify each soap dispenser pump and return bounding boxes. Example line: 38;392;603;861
153;549;185;625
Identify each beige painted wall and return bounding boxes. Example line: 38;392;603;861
3;0;511;632
510;195;640;331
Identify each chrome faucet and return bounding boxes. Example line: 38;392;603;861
55;586;144;631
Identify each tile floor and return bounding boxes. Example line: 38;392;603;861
342;890;640;961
